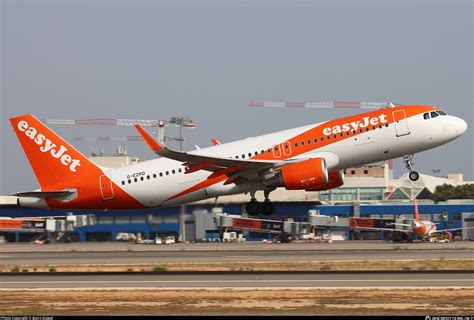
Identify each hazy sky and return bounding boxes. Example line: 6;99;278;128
1;0;472;194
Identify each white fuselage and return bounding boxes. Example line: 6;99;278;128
107;110;465;208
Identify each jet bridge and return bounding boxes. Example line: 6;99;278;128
216;214;312;239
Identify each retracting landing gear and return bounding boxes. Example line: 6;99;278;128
262;189;275;216
245;190;260;216
403;154;420;181
245;189;276;216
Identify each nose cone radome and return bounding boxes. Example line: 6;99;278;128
455;117;468;137
446;116;467;137
441;116;468;143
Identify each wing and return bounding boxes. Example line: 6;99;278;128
390;223;414;227
351;226;414;233
135;125;303;183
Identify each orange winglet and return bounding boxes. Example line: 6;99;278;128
211;139;221;146
185;160;216;174
134;125;161;152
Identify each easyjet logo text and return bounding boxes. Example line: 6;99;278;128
322;114;388;136
17;120;81;172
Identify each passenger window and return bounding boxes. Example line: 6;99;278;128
313;138;317;143
301;141;304;146
140;177;144;181
248;153;252;157
147;175;150;179
121;181;125;185
159;173;162;177
172;169;175;174
134;178;138;182
307;140;311;144
128;179;131;184
242;154;245;158
166;171;169;175
261;150;264;154
431;111;439;118
178;168;182;173
295;143;298;147
254;151;258;156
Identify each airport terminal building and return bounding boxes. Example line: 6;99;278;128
1;157;473;243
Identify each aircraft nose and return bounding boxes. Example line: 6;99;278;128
454;117;468;137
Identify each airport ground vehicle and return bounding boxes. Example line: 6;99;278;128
8;105;467;215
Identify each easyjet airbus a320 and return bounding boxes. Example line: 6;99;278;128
9;104;467;215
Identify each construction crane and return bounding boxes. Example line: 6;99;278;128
41;116;196;150
248;101;396;109
74;135;185;143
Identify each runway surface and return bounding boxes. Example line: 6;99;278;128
1;271;473;289
1;241;473;265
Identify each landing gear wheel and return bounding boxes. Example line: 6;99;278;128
261;201;275;216
246;200;261;216
409;171;419;181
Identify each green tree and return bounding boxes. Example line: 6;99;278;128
431;184;474;202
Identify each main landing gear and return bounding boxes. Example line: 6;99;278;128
245;189;276;216
403;154;420;182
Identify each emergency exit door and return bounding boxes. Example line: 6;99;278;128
99;175;115;200
392;109;410;137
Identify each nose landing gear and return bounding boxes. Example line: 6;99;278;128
403;154;420;181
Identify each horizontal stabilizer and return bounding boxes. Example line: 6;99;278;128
13;191;74;199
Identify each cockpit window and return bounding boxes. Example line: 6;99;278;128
423;113;430;120
430;111;439;118
437;111;447;115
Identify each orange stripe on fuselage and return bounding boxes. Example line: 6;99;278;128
164;105;435;203
252;105;435;161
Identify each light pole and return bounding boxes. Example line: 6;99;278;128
169;116;196;151
168;116;196;242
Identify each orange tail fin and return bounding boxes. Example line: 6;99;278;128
414;198;419;222
10;114;99;189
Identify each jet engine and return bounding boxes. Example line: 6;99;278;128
265;158;329;191
306;170;345;191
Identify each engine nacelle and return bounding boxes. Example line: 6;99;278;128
306;170;345;191
265;158;328;190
